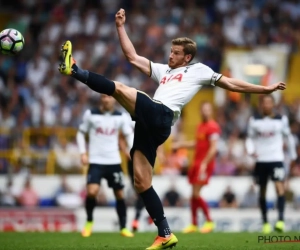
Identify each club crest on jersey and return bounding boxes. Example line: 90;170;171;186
160;73;183;84
197;133;205;140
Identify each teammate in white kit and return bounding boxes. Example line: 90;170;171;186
76;94;134;238
246;95;297;234
58;8;286;249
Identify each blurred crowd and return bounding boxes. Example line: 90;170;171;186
1;0;300;176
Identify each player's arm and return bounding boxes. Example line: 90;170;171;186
157;145;166;165
76;110;91;165
201;135;218;165
119;133;130;159
76;131;88;165
115;9;151;76
245;117;256;157
173;140;195;149
215;76;286;94
76;131;87;154
120;113;134;158
282;116;297;161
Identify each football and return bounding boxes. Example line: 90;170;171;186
0;28;25;55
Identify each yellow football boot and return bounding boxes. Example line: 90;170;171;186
58;40;75;75
199;221;215;233
81;221;93;237
146;233;178;250
274;221;285;233
120;228;134;237
182;224;198;233
262;223;272;234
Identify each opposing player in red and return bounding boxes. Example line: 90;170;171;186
174;102;220;233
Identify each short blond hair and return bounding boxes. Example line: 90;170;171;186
172;37;197;62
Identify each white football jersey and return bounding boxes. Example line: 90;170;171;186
246;114;297;162
150;62;222;124
77;108;134;165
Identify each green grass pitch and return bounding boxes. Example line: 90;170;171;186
0;232;300;250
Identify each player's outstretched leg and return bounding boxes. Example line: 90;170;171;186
58;40;137;116
113;189;134;237
133;150;178;250
259;185;271;234
82;185;98;237
274;181;285;232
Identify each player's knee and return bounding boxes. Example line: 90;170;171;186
114;189;124;200
114;81;131;94
192;191;198;198
87;191;97;197
133;175;150;193
133;176;143;192
87;187;99;197
275;182;285;196
191;185;202;198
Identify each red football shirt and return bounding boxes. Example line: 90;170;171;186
193;120;221;168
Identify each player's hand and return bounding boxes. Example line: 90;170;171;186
265;82;286;93
81;153;89;166
290;160;296;170
115;8;126;27
199;162;207;181
125;151;131;160
250;153;258;158
200;162;207;174
172;141;181;150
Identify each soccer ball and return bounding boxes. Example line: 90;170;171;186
0;28;25;55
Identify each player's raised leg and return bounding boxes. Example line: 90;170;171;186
133;150;178;250
82;183;99;237
274;180;285;232
58;41;137;116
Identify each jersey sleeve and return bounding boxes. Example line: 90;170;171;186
78;110;91;133
247;116;255;138
196;64;222;86
120;113;134;136
207;123;221;140
282;115;291;136
150;61;169;84
245;116;255;155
